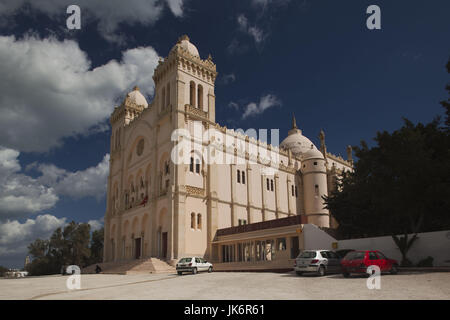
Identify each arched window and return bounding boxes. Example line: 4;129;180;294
190;81;196;106
271;179;274;191
195;158;200;174
242;171;246;184
197;214;202;230
197;85;203;108
190;157;194;172
237;170;241;183
191;212;196;229
266;178;270;190
292;185;295;196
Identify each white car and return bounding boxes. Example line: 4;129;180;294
294;250;342;276
176;257;213;275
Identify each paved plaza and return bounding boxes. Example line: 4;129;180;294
1;271;449;300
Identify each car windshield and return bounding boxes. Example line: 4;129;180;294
298;251;317;259
345;251;366;260
178;258;192;263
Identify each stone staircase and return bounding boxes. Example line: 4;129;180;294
82;258;176;275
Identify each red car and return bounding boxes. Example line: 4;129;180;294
340;250;399;277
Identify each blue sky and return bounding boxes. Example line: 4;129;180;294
0;0;448;268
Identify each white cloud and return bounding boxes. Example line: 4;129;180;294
0;35;159;152
237;14;265;45
242;94;282;119
222;73;236;84
88;218;104;231
36;154;110;200
0;214;66;256
166;0;184;17
0;147;59;219
0;0;185;42
0;147;109;219
228;101;240;110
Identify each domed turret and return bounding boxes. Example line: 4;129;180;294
280;115;319;157
173;35;200;58
125;86;148;108
301;144;330;228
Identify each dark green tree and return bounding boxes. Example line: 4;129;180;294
26;221;101;275
0;265;9;276
325;61;450;265
89;227;104;265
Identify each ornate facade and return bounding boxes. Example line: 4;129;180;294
103;36;353;266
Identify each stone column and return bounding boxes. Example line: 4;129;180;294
287;175;293;215
207;88;215;123
274;174;280;219
230;163;236;226
246;164;253;223
261;174;266;221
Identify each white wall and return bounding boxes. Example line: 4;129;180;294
337;230;450;267
303;224;336;250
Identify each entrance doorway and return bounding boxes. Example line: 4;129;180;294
135;238;141;259
162;232;168;259
291;236;299;259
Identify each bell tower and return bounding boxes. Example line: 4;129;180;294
153;35;218;127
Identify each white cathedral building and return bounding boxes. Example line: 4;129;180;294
103;35;353;270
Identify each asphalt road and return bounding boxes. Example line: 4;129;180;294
1;271;449;300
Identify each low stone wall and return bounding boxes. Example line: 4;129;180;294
337;230;450;267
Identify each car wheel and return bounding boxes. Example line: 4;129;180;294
342;271;350;278
318;266;326;277
390;264;398;275
295;271;303;276
208;266;213;273
192;268;198;275
177;271;182;275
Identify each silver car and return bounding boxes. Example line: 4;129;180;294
176;256;213;275
294;250;342;276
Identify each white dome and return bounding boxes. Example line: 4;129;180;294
176;35;200;57
280;129;318;156
303;147;324;160
126;86;148;108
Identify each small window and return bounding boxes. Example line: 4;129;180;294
165;162;170;175
190;157;194;172
313;161;318;166
314;184;319;196
242;171;246;184
195;159;200;174
291;185;294;196
266;178;270;190
237;170;241;183
197;214;202;230
277;238;286;251
327;251;338;259
191;213;196;229
369;252;378;260
270;179;274;191
376;251;387;260
295;186;298;198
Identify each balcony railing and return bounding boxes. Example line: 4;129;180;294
185;104;208;120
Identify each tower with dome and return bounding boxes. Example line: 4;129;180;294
103;35;353;271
